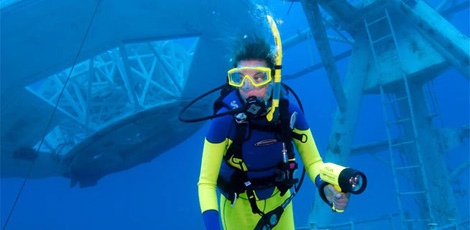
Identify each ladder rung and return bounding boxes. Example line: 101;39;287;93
398;191;426;195
392;140;415;147
395;164;420;170
366;15;388;27
371;34;393;45
390;117;411;125
384;96;408;105
377;53;399;62
403;218;431;222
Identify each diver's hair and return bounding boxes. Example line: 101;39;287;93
231;36;276;71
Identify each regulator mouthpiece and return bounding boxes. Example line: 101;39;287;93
244;96;267;119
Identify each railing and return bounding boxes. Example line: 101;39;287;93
297;213;400;230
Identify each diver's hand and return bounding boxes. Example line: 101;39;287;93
324;184;350;211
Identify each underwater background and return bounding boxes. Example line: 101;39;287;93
1;0;468;229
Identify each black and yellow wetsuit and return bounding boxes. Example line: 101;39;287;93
198;90;325;230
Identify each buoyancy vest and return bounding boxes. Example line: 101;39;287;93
214;89;306;215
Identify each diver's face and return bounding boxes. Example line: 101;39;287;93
237;59;271;101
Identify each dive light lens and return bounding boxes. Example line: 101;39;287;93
350;174;363;192
339;168;367;194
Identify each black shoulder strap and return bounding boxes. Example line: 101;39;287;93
279;99;308;144
224;121;246;162
279;99;295;159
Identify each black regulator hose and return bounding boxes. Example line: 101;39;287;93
178;84;244;123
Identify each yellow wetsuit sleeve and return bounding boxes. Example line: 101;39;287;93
293;128;324;186
197;138;228;213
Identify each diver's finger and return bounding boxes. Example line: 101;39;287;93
335;196;348;204
327;185;342;202
333;193;350;211
323;185;335;202
326;184;340;195
341;192;351;199
335;193;347;200
334;201;348;211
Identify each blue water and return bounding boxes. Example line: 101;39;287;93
1;1;469;229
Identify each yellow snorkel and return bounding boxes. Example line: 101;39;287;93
266;15;282;122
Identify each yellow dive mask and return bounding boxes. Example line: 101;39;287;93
227;67;272;88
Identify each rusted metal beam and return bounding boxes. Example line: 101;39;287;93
300;0;348;112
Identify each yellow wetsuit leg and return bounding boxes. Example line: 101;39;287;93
220;190;294;230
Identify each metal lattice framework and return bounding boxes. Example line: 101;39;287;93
289;0;470;229
26;38;197;161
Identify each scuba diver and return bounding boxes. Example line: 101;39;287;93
181;16;351;230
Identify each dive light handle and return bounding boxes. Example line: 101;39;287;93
318;181;344;212
331;187;345;213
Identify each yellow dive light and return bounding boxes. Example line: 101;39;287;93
320;163;367;194
320;163;367;212
266;15;282;122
